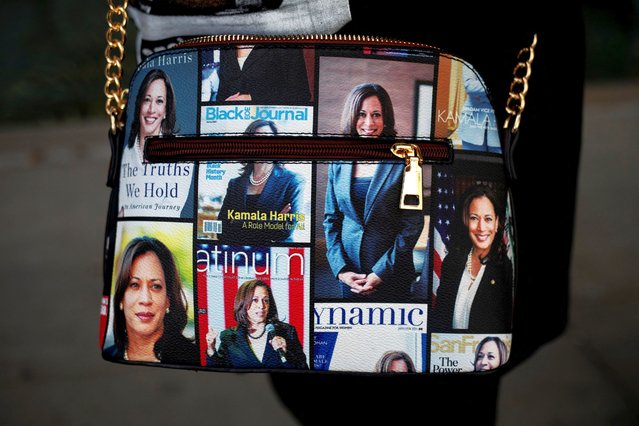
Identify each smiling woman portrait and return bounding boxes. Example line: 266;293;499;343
205;279;308;369
473;336;509;371
340;83;396;138
323;82;423;300
432;184;513;333
118;68;195;218
104;237;198;364
127;69;177;161
216;119;305;245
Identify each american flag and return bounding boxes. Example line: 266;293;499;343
432;169;455;299
196;244;309;366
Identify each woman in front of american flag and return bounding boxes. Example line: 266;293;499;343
205;279;308;369
431;184;513;333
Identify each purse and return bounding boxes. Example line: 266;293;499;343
101;1;536;374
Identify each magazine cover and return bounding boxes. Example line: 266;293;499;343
434;58;500;153
430;156;513;333
197;162;312;244
314;302;428;372
430;333;512;373
314;163;432;301
118;52;199;218
196;243;310;369
103;221;197;364
317;55;435;138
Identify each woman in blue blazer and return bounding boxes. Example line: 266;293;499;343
217;120;305;245
324;84;424;300
205;280;308;369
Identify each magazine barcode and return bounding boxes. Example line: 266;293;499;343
203;220;222;234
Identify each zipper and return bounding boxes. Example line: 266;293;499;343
391;143;424;210
177;34;438;50
147;37;443;211
145;136;452;211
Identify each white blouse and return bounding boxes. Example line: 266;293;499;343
452;259;486;329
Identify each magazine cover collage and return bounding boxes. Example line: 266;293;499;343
101;42;515;374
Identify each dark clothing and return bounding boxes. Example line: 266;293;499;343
432;250;514;333
217;166;304;245
217;47;311;104
272;2;584;425
103;334;199;366
207;322;308;370
271;371;501;425
350;176;371;222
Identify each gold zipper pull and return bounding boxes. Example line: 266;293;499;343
391;143;423;211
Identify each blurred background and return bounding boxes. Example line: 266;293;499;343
2;1;638;124
0;1;638;425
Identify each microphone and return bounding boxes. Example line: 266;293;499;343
265;323;287;363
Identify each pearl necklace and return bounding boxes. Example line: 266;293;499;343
250;165;274;186
466;248;477;285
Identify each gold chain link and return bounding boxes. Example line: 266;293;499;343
504;34;537;133
104;0;129;134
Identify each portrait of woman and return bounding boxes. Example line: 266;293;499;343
104;237;198;364
324;83;423;300
473;336;509;371
375;351;417;373
127;68;177;161
216;120;304;244
119;68;194;218
217;46;311;104
205;280;308;369
432;184;513;332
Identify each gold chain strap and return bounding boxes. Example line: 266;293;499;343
104;0;129;134
504;34;537;133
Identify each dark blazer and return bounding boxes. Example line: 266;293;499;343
217;47;311;104
324;163;424;299
207;322;308;370
103;334;199;365
432;249;514;333
217;166;304;245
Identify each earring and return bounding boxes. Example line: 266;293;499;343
119;302;123;311
166;307;170;314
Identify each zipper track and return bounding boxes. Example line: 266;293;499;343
145;136;452;163
177;34;438;50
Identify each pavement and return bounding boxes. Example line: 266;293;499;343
0;81;637;425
